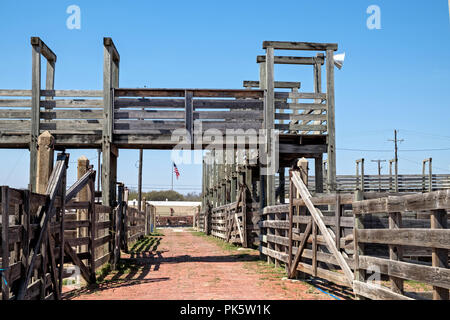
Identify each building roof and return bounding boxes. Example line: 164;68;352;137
128;200;201;207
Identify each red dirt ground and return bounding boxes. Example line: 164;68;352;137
63;228;336;300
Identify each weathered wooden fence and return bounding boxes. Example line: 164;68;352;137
0;156;149;300
200;186;260;248
352;190;450;300
261;168;450;300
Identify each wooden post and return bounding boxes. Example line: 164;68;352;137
88;177;97;282
185;90;194;141
36;131;55;194
102;38;120;207
265;46;275;206
58;160;67;297
123;187;129;252
431;209;449;300
278;167;285;204
315;155;324;193
335;194;341;251
1;187;10;300
389;211;403;294
77;156;90;262
288;170;294;272
30;41;41;192
326;49;337;192
353;190;365;300
242;186;248;248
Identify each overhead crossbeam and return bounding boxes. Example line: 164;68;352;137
263;41;338;51
30;37;57;62
257;55;324;65
243;80;301;89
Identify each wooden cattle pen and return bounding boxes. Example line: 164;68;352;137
1;36;449;300
0;153;150;300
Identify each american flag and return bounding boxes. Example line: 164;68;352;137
173;163;180;179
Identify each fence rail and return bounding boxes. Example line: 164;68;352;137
277;174;450;195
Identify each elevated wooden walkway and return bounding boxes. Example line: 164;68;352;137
0;37;337;208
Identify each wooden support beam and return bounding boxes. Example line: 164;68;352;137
262;41;338;51
265;46;275;206
289;220;313;278
291;171;353;285
185;90;193;140
353;190;366;300
256;55;324;65
243;80;301;89
326;49;337;192
102;38;120;207
30;41;41;192
36;131;55;194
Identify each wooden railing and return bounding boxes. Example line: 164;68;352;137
352;190;450;300
277;174;450;196
0;90;103;134
113;88;264;138
261;192;356;288
274;91;327;134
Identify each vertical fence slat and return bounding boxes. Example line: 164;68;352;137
1;187;10;300
431;209;449;300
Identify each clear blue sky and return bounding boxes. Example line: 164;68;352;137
0;0;449;193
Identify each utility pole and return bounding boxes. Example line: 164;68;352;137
388;130;404;192
371;159;386;192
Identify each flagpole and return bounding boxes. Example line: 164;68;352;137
171;163;173;191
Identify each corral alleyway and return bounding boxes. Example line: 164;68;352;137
64;229;338;300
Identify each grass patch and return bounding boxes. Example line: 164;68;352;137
96;263;112;283
128;235;162;253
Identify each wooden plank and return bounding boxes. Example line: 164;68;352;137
40;90;103;97
389;212;404;294
275;92;327;100
353;280;413;300
289;220;312;278
353;190;365;300
195;110;263;120
359;255;450;290
352;190;450;214
356;228;450;249
40;99;103;108
63;242;92;284
185;90;193;139
291;171;353;285
257;56;325;65
40;110;103;120
243;80;301;89
262;41;338;51
431;209;449;300
0;100;32;108
0;90;32;97
30;37;57;62
275;124;327;132
114;110;185;119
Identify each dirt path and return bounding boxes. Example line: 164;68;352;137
64;228;335;300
